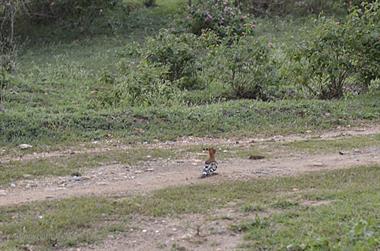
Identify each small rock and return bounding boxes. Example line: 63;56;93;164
70;176;82;182
353;149;362;154
134;170;143;174
339;151;348;155
22;174;32;179
0;190;6;196
145;168;154;172
10;183;16;188
306;130;312;134
312;162;324;167
19;245;33;251
142;229;147;233
19;144;33;150
26;183;38;188
249;155;265;160
71;172;82;177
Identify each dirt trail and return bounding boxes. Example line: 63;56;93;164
0;146;379;207
1;127;380;251
2;124;380;164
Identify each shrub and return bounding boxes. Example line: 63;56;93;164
0;70;12;110
180;0;255;39
209;37;278;100
346;1;380;87
239;0;348;16
117;63;182;107
113;31;211;106
294;18;353;99
293;1;380;99
0;0;16;72
140;31;204;90
115;29;282;106
143;0;156;8
18;0;124;24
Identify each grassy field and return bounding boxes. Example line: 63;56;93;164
1;165;380;250
2;93;380;147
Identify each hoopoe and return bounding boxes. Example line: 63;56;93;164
201;147;218;178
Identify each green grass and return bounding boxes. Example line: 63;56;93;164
2;92;380;146
1;165;380;250
284;133;380;154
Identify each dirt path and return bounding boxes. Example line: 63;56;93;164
0;146;379;207
2;124;380;164
1;126;379;251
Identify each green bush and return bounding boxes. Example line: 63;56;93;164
240;0;347;16
294;18;353;99
114;29;282;106
143;31;204;90
293;1;380;99
227;37;278;100
180;0;255;39
19;0;124;23
113;31;209;106
116;63;182;107
204;36;279;101
346;1;380;87
143;0;156;8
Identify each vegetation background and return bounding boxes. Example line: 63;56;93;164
0;0;379;147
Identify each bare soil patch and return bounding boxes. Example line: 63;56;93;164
0;145;379;207
1;124;380;164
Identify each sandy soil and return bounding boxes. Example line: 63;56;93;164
1;124;380;164
0;145;379;207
